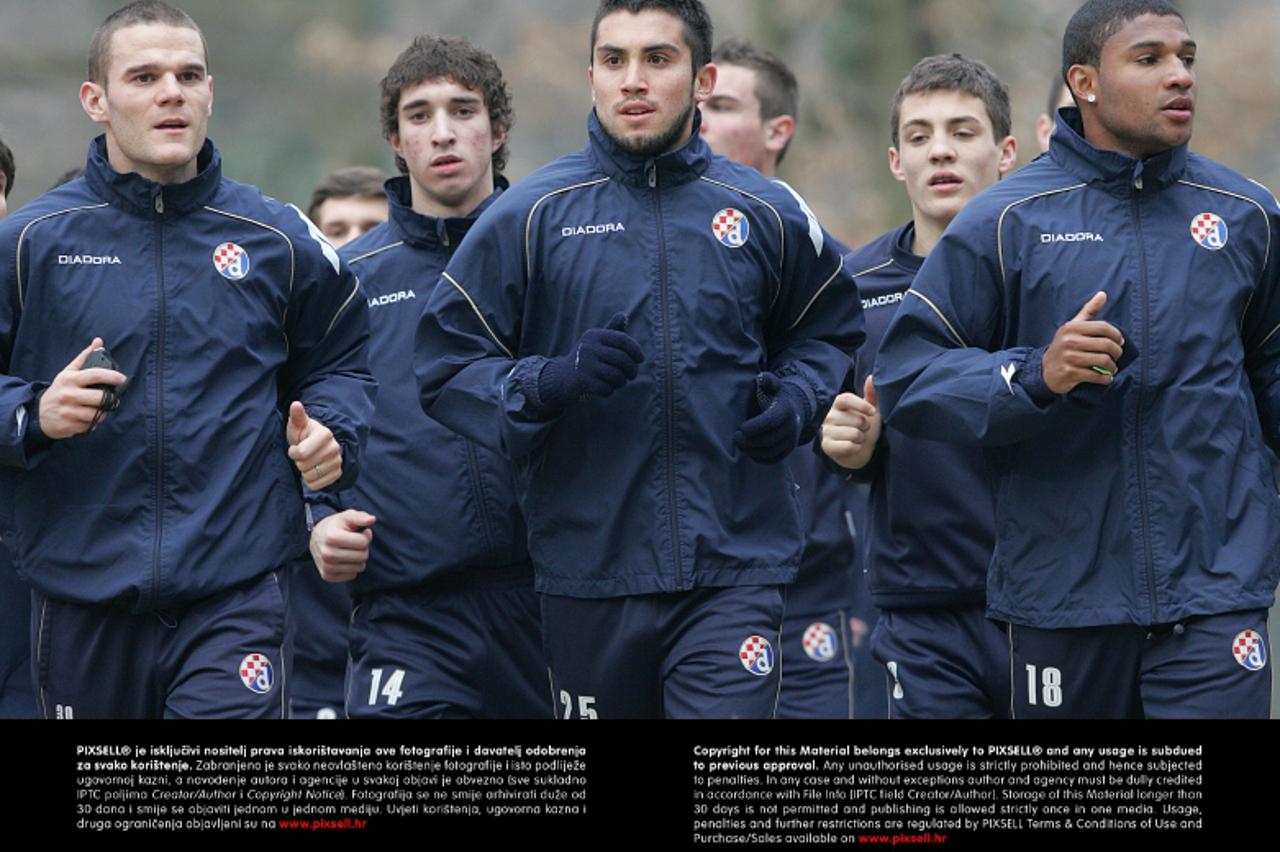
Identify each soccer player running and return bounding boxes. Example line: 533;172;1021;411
821;55;1017;718
699;37;872;720
308;35;550;719
287;164;388;719
875;0;1277;718
417;0;862;719
0;1;375;718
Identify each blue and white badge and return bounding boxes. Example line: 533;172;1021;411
1190;213;1228;251
1231;629;1266;671
213;242;250;280
712;208;750;248
739;635;774;676
802;622;837;663
239;653;275;693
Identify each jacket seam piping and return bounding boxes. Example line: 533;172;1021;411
996;184;1088;285
441;271;515;359
204;206;299;332
1177;180;1275;349
785;254;845;332
524;178;612;282
698;176;787;309
15;204;111;310
851;258;894;279
906;289;968;347
346;241;405;265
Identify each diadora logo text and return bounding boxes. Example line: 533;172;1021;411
561;222;625;237
862;291;904;310
58;254;121;265
1040;232;1104;243
368;290;416;308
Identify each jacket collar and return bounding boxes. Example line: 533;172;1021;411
83;135;222;217
892;222;924;273
385;174;508;250
586;108;712;188
1049;107;1187;196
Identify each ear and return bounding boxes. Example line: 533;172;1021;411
694;62;717;104
762;114;795;157
1067;64;1096;107
997;135;1018;177
588;64;596;105
80;80;109;126
491;122;507;155
1035;113;1055;152
389;131;405;161
887;146;906;184
206;75;214;116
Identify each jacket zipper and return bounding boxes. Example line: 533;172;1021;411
1130;176;1159;623
650;164;684;589
151;192;166;608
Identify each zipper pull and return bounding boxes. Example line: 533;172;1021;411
1133;176;1143;191
648;164;657;188
154;194;165;214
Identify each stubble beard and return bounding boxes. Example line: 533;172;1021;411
604;96;696;158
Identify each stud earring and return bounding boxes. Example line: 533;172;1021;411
1087;94;1097;103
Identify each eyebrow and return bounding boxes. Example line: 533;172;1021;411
902;115;982;129
1126;38;1197;50
121;61;206;77
400;95;482;112
597;41;681;55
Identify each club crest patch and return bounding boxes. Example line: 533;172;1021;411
802;622;837;663
739;635;774;676
1231;629;1266;671
213;242;250;280
712;208;750;248
239;653;275;693
1189;213;1228;251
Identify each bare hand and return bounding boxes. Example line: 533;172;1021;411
820;375;882;470
1042;292;1124;394
287;401;343;489
310;509;376;582
38;338;128;439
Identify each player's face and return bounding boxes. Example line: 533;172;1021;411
391;77;503;219
1089;14;1196;159
700;64;769;171
590;9;715;157
80;23;212;185
314;196;388;248
889;90;1016;232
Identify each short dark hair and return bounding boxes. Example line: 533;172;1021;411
711;39;800;166
307;166;387;223
1062;0;1185;85
88;1;208;85
379;35;514;177
890;54;1012;148
0;135;14;198
590;0;713;72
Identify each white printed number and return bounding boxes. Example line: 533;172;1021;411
368;667;406;706
1024;664;1063;708
559;690;598;719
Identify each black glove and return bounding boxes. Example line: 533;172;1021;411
734;372;812;463
534;313;644;415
